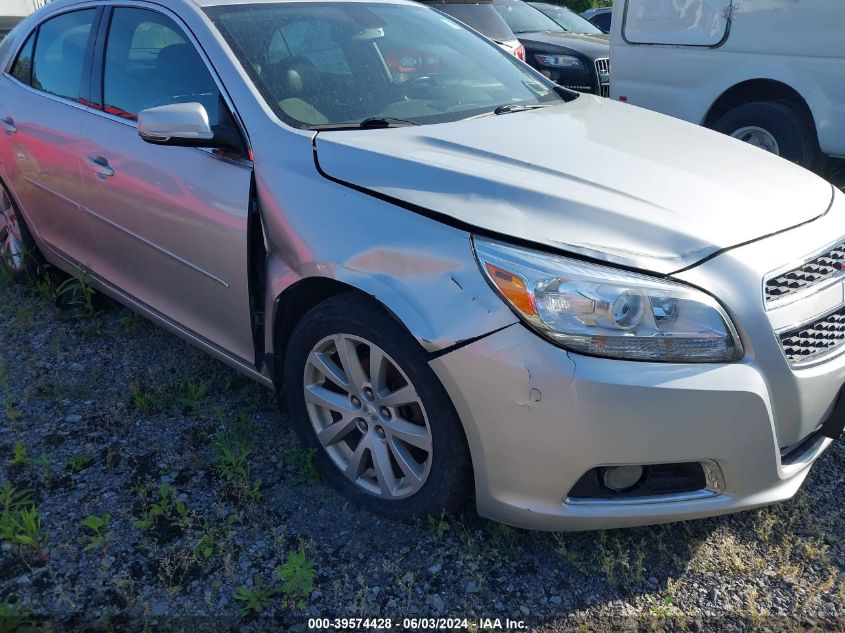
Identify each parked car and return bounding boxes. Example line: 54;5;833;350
581;6;611;33
418;0;525;60
609;0;845;170
529;2;606;39
2;0;844;532
493;0;609;95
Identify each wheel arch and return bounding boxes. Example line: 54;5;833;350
268;275;422;392
703;78;817;135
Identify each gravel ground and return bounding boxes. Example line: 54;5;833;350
1;163;844;632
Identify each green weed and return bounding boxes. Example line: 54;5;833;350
80;514;111;551
284;448;319;484
134;483;188;531
276;548;316;608
233;577;278;617
193;516;236;561
7;441;26;467
0;483;43;551
64;452;93;473
212;423;261;503
0;594;36;633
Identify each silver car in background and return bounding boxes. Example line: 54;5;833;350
0;0;843;531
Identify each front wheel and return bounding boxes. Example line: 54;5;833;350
711;101;821;170
282;292;473;520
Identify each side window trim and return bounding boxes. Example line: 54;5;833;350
4;6;102;108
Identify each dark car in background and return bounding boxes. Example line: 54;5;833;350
493;0;609;95
581;6;612;33
0;16;24;42
418;0;525;60
529;2;607;39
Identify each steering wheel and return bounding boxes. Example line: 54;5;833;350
402;75;438;99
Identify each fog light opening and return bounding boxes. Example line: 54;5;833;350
601;465;646;492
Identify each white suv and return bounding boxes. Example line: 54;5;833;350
610;0;845;170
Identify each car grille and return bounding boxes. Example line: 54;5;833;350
595;58;610;97
765;240;845;305
779;306;845;366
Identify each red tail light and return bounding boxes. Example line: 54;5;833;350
514;44;526;62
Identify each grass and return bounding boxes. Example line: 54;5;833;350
212;416;262;503
193;516;236;561
426;512;452;541
64;452;93;473
7;441;27;467
134;483;188;532
276;548;316;608
233;577;278;617
232;549;317;617
0;595;35;633
129;376;211;416
284;447;319;484
80;514;111;551
0;483;43;552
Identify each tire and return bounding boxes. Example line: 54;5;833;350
0;179;40;281
712;101;821;171
281;292;473;520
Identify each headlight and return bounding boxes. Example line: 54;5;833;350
474;238;743;362
534;54;584;69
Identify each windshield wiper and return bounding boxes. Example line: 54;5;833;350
493;103;551;115
359;117;419;128
308;117;419;131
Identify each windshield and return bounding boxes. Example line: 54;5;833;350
492;0;561;34
206;2;563;129
528;3;602;35
430;3;516;43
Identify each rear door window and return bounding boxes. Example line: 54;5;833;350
10;31;35;85
31;9;96;101
623;0;732;46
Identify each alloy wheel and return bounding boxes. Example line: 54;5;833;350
303;333;433;500
731;125;780;155
0;186;24;274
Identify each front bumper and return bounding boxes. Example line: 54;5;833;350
430;323;839;531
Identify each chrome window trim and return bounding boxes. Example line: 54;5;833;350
763;234;845;310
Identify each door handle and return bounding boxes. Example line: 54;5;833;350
0;116;17;135
86;155;114;178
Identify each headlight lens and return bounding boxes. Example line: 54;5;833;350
534;54;584;69
474;238;743;362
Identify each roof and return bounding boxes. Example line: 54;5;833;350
194;0;415;7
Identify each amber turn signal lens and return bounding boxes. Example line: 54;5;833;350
485;263;538;317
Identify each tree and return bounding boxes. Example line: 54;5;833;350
559;0;613;13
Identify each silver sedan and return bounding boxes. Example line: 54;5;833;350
0;0;843;530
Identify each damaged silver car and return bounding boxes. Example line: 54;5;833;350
1;0;843;530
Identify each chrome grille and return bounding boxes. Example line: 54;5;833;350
765;241;845;304
779;306;845;366
595;58;610;97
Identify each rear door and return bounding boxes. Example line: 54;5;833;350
78;5;256;363
0;8;101;269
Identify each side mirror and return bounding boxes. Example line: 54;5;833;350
137;102;216;147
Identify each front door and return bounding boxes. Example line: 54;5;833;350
79;6;255;362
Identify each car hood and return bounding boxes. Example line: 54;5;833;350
516;30;609;57
314;96;834;274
